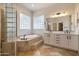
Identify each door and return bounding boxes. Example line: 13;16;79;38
43;33;50;44
60;34;69;49
50;33;55;45
68;35;78;51
74;35;78;51
68;35;72;50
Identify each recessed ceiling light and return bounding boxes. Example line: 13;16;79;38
32;4;34;7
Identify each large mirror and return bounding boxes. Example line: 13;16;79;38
46;15;71;32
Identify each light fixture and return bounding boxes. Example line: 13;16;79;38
56;12;61;15
50;12;68;18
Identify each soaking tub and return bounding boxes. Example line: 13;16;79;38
16;35;44;52
2;35;44;55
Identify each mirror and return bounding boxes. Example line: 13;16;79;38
53;23;57;31
58;22;63;31
46;15;71;32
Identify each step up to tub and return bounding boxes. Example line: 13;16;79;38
31;40;44;50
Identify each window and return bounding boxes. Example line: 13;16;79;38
20;13;31;35
33;15;44;29
20;13;31;29
2;4;17;42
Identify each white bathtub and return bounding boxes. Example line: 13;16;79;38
18;35;42;41
16;35;44;52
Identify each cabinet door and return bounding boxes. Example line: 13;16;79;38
74;35;78;51
69;35;78;51
60;35;69;49
74;35;79;50
43;33;50;44
50;33;55;45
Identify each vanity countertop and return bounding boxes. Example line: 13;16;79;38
44;31;79;35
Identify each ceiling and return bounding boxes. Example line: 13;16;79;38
21;3;55;11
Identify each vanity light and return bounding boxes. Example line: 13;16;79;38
56;12;61;15
50;13;68;18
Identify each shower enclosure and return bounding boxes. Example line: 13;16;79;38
0;3;17;56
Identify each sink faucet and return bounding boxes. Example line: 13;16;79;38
64;30;71;34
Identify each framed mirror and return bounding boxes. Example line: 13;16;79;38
46;15;71;32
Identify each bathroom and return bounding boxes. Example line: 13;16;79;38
0;3;79;56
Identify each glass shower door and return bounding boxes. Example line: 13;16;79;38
1;3;17;56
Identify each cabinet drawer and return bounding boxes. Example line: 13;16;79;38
55;37;60;39
55;34;61;39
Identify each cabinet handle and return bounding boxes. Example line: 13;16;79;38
56;37;60;39
56;40;59;41
56;41;59;44
67;36;68;39
69;36;71;40
67;36;71;40
56;35;60;36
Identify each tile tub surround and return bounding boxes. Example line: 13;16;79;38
16;40;44;56
2;42;15;56
16;36;44;53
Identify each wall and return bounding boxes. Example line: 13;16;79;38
74;4;79;34
0;3;32;37
14;4;32;36
75;3;79;54
33;3;76;34
0;8;1;53
0;3;79;36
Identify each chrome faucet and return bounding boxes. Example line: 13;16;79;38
23;34;27;40
64;30;71;34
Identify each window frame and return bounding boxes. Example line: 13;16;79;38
33;15;45;30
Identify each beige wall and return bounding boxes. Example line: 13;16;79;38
0;3;79;36
0;3;32;37
33;3;77;33
0;9;1;52
15;4;32;36
0;10;1;42
74;4;79;34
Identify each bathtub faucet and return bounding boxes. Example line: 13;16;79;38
23;34;27;40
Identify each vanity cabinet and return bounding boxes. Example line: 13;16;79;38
61;35;78;51
43;33;50;44
50;34;68;48
53;34;61;46
60;35;69;49
68;35;78;50
43;33;78;51
50;33;55;45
